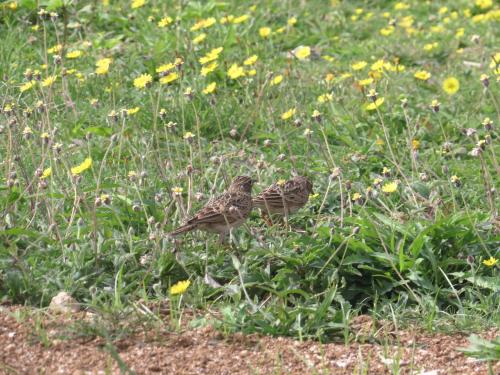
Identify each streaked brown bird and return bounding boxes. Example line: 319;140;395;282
169;176;254;243
253;176;313;221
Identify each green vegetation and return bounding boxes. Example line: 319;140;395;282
0;0;498;348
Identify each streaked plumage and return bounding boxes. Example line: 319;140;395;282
253;176;313;216
169;176;253;243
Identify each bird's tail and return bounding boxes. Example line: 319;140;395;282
169;223;197;237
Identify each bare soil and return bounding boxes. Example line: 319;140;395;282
0;306;497;375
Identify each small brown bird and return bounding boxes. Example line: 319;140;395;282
169;176;254;243
253;176;313;220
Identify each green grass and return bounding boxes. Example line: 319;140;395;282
0;0;499;346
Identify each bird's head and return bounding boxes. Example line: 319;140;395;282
229;175;254;193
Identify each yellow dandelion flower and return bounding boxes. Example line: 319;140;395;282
172;186;183;196
41;75;57;87
247;69;256;76
47;44;62;54
131;0;145;9
414;70;431;80
442;77;459;95
192;33;206;44
159;72;179;84
365;97;385;111
232;14;249;24
352;61;368;70
381;181;398;193
201;61;218;76
271;74;283;85
71;157;92;175
227;64;245;79
95;58;112;75
41;167;52;179
294;46;311;60
318;93;333;103
158;16;173;27
127;107;140;115
244;55;258;66
169;280;190;295
20;81;35;92
199;47;223;65
281;108;296;120
202;82;216;95
358;78;373;86
66;50;82;59
183;132;195;140
190;17;216;31
133;73;153;89
380;26;394;36
352;192;362;201
482;256;497;267
156;63;175;74
259;27;271;38
412;139;420;150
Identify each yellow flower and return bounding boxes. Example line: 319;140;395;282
133;73;152;89
20;81;35;92
169;280;190;295
476;0;492;10
380;26;394;36
270;74;283;85
294;46;311;60
159;72;179;84
352;61;367;70
482;256;497;267
95;58;112;75
183;132;195;140
412;139;420;150
42;75;57;87
232;14;249;24
156;63;175;74
442;77;459;95
227;64;245;79
287;17;297;26
47;44;62;54
171;186;183;196
394;2;409;10
192;33;206;44
414;70;431;80
423;42;438;51
66;50;82;59
281;108;296;120
381;181;398;193
317;93;333;103
365;97;385;111
158;16;173;28
259;27;271;38
244;55;258;66
71;157;92;175
190;17;216;31
358;78;373;86
41;167;52;179
199;47;223;65
352;192;362;201
127;107;140;115
131;0;145;9
202;82;216;94
201;62;218;76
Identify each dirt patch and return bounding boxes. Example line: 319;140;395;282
0;306;497;375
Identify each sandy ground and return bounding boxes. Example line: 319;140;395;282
0;305;497;375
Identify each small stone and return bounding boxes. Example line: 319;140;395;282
49;291;80;314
